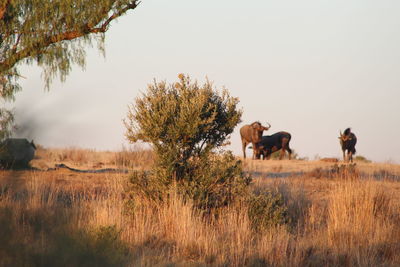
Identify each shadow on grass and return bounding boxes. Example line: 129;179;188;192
0;207;131;267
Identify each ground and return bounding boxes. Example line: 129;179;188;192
1;146;400;266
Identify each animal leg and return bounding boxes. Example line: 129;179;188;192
252;142;259;160
242;141;247;159
261;149;266;160
286;147;292;160
252;147;258;160
266;149;272;160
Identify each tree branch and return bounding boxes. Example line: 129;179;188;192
99;1;140;31
0;1;140;73
11;33;22;52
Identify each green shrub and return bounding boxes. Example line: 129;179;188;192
124;74;247;209
354;155;371;163
176;151;251;209
247;191;289;232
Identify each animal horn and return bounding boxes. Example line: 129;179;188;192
30;140;37;149
265;122;271;128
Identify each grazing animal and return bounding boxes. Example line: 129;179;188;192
255;131;292;160
240;121;271;159
339;128;357;162
0;138;36;168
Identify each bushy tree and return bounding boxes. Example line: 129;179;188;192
0;0;140;139
125;74;248;208
0;0;139;94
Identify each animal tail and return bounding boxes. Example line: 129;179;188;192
282;137;291;154
286;133;292;142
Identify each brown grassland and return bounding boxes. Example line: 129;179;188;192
1;146;400;266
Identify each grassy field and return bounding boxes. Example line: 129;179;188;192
1;146;400;266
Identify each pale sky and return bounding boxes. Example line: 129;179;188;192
11;0;400;163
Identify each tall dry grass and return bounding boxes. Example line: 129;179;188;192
326;180;400;264
1;157;400;266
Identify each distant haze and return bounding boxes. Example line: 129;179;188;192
12;0;400;163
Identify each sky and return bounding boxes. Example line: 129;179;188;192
10;0;400;163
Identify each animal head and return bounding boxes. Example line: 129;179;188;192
251;121;271;138
338;128;353;144
251;122;270;143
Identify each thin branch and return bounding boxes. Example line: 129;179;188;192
11;33;22;52
99;1;140;31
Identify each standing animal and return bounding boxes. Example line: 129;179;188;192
240;121;271;159
0;138;36;168
255;131;292;160
339;128;357;162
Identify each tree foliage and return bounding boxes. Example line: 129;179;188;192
125;74;248;208
125;74;242;180
0;107;13;140
0;0;139;98
0;0;139;139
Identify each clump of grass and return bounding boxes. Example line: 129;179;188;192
247;191;289;231
307;164;360;179
113;145;154;169
320;157;339;163
354;155;371;163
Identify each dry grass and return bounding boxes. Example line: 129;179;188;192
32;145;154;170
1;150;400;266
244;158;400;176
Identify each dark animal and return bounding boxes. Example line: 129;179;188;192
339;128;357;162
0;138;36;169
255;131;292;160
240;121;271;159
